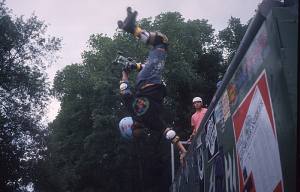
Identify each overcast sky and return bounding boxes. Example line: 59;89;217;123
6;0;262;121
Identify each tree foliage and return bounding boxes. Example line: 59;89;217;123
218;17;249;65
0;8;248;192
0;1;61;191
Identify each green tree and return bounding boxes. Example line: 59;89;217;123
38;36;138;191
151;12;223;137
218;17;249;66
0;1;61;191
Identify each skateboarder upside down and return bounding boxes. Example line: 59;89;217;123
117;7;187;164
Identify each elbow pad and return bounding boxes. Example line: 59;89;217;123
119;80;131;95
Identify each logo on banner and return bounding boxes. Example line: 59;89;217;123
133;97;150;116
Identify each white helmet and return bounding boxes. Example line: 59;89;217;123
192;97;202;103
119;117;133;139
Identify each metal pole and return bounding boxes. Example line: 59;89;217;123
171;143;174;181
171;140;190;182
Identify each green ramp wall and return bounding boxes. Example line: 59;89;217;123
170;0;298;191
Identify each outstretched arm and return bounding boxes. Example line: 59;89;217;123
121;70;129;82
164;128;187;166
119;70;136;117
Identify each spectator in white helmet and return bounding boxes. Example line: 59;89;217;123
188;97;207;142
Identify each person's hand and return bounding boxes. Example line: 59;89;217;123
122;62;137;73
117;7;138;34
187;134;194;143
186;138;192;144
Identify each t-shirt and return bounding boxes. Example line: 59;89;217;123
121;84;166;132
191;108;207;133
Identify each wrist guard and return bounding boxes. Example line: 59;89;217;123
123;62;143;72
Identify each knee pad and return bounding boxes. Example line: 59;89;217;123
148;31;168;48
155;31;168;45
164;128;180;144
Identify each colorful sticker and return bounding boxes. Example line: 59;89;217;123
227;83;237;105
232;71;283;192
222;90;231;122
132;97;150;116
205;113;219;162
196;146;204;181
214;90;231;133
195;146;205;191
243;22;269;79
227;23;269;108
214;100;224;130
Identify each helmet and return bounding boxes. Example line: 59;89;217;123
192;97;202;103
119;117;133;139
